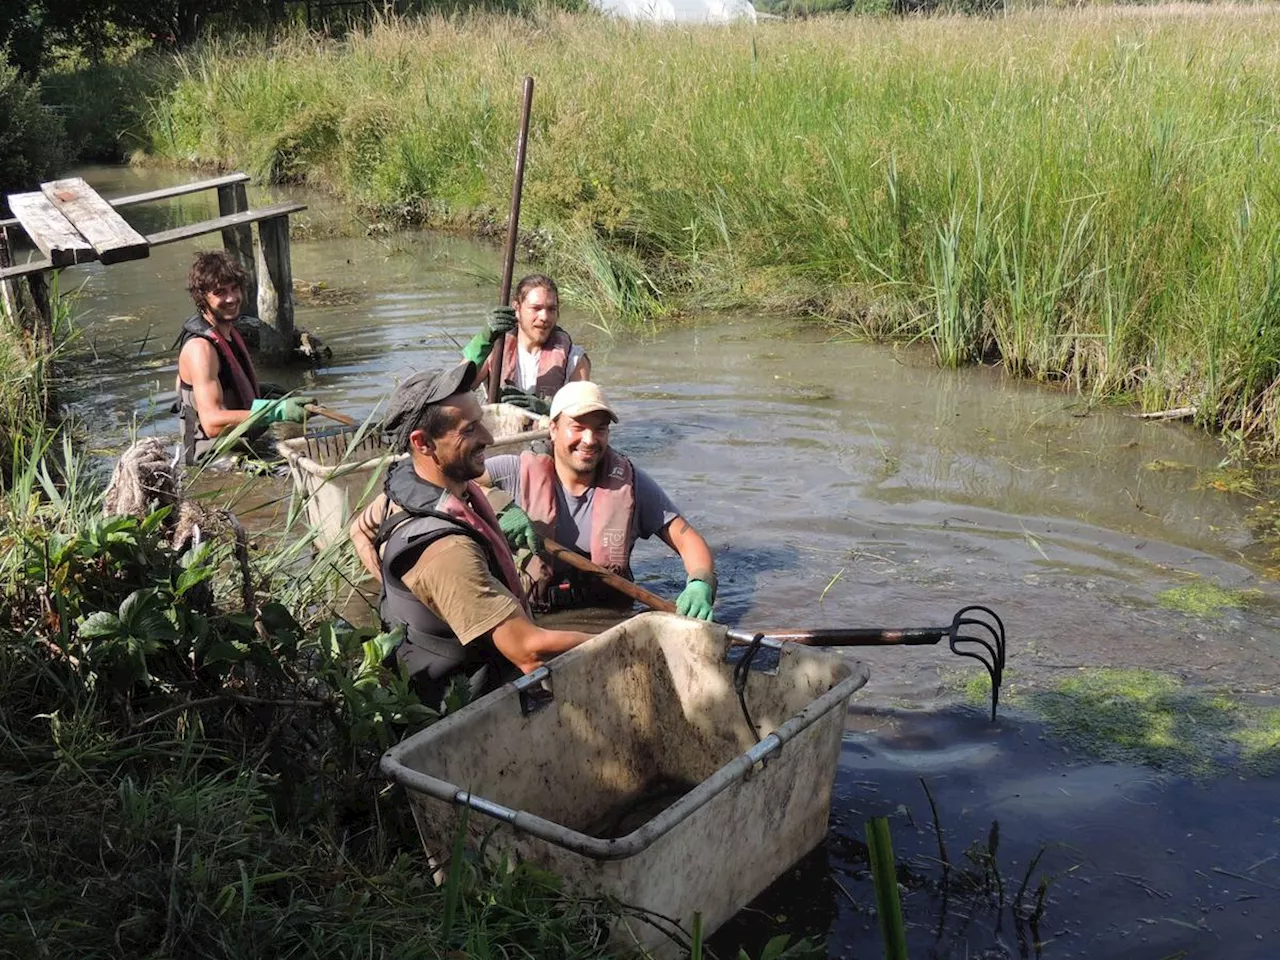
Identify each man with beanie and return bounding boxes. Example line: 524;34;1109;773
348;361;592;707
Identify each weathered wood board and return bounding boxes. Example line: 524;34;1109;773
147;201;307;248
41;177;150;265
8;192;95;268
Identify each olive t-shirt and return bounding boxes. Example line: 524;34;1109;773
364;492;520;644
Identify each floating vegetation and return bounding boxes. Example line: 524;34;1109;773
772;375;835;403
977;668;1280;778
1157;580;1258;617
1195;466;1261;498
292;278;362;307
1143;459;1196;472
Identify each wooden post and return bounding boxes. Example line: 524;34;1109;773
0;229;20;328
218;181;258;311
26;270;52;351
256;215;294;342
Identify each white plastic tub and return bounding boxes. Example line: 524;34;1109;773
277;403;547;547
380;612;869;954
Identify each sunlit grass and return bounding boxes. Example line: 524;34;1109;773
133;8;1280;447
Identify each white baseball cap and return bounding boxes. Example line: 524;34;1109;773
549;381;619;423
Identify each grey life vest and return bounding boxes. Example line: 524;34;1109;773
376;463;513;691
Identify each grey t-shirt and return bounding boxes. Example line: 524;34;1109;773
485;453;680;556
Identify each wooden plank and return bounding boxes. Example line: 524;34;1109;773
111;172;251;210
41;177;150;265
218;181;258;310
0;256;52;282
147;202;307;248
8;192;95;268
257;214;295;339
0;172;253;231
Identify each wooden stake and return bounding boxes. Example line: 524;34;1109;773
218;180;258;310
256;214;294;343
0;230;20;329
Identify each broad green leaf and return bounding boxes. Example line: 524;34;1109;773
175;563;215;598
119;589;179;643
78;611;123;640
139;505;173;535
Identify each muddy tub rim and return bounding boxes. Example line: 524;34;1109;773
379;628;869;862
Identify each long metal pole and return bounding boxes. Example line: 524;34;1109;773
488;76;535;403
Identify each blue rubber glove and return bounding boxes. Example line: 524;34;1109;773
250;395;315;424
461;306;517;364
676;578;716;621
497;502;540;555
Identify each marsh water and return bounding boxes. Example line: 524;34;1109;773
58;166;1280;957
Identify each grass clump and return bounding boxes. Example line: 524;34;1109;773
1156;580;1257;617
1017;668;1278;778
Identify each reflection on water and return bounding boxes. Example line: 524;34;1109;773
58;166;1280;959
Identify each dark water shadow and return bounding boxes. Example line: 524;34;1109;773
709;705;1280;960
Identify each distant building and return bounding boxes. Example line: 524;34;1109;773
593;0;757;21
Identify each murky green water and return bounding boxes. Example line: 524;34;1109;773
57;165;1280;957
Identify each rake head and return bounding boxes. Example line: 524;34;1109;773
947;605;1006;721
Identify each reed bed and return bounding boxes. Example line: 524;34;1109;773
141;7;1280;445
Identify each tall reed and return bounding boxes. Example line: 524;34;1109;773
137;8;1280;447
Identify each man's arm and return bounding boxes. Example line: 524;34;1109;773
658;515;715;583
476;454;520;493
490;613;591;674
569;352;592;382
178;339;255;437
403;537;591;673
349;495;388;583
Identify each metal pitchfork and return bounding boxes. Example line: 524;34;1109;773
728;605;1008;721
541;543;1008;720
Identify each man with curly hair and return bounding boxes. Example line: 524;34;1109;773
175;251;311;464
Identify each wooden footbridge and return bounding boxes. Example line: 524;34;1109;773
0;173;305;345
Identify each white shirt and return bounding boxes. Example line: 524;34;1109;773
513;342;585;392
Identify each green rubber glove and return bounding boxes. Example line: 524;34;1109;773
500;385;551;416
461;306;517;364
676;578;716;621
497;502;540;554
250;395;315;424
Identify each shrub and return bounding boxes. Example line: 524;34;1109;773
0;59;64;201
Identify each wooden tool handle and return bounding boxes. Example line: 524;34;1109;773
304;404;357;427
542;536;677;613
489;75;536;404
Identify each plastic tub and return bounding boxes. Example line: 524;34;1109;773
380;612;869;954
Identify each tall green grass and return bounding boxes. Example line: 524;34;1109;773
136;8;1280;447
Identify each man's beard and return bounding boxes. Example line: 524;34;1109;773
441;454;483;484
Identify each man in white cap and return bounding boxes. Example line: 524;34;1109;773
348;360;592;707
481;380;717;620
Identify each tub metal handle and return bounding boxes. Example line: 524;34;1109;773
513;665;553;715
